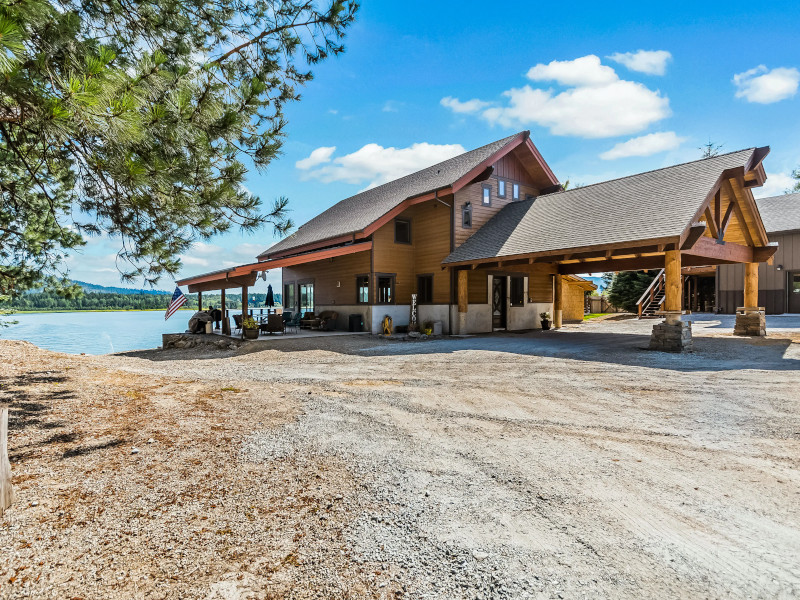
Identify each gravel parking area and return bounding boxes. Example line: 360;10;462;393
2;316;799;599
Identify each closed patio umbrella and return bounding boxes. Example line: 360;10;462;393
265;284;274;308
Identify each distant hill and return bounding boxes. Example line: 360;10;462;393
72;281;172;295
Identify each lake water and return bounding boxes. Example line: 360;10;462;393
2;310;195;355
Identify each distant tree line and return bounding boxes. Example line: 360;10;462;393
1;292;281;311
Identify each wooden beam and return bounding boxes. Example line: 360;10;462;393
553;274;563;329
680;223;707;250
664;250;681;313
187;274;257;294
718;201;736;241
457;270;468;313
744;263;759;309
221;289;230;335
197;291;202;311
261;234;355;260
713;190;721;232
683;236;754;263
704;207;719;239
242;286;248;319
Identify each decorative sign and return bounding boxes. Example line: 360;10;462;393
410;293;417;326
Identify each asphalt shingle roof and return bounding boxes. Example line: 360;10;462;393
260;133;523;257
756;192;800;234
444;148;759;264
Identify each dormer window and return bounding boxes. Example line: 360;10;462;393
462;202;472;228
482;184;491;206
513;183;520;200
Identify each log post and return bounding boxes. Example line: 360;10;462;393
553;274;563;329
457;270;468;335
221;289;230;335
650;250;692;352
241;286;248;318
0;405;14;517
197;291;202;312
735;262;766;336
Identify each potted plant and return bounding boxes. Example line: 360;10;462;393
540;311;551;330
422;320;434;335
242;316;259;339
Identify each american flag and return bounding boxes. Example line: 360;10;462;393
165;286;187;320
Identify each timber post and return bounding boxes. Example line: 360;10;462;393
221;289;230;335
197;291;202;312
457;270;468;335
241;286;249;319
650;250;692;352
553;274;563;329
734;262;766;336
1;404;14;517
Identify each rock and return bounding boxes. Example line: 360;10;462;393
131;448;140;455
472;551;489;561
147;438;155;444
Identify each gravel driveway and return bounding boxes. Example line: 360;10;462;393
3;316;799;599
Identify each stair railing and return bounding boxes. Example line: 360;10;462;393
637;269;666;318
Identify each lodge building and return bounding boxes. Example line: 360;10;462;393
178;131;779;351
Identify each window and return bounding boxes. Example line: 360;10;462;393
299;282;314;314
462;203;472;228
510;276;525;307
482;184;491;206
356;275;369;304
283;282;296;311
394;219;411;244
417;275;433;304
377;275;394;304
512;183;520;200
498;179;506;198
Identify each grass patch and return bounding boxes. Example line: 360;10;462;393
220;387;243;393
584;313;611;320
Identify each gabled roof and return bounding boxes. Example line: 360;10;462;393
260;131;558;258
756;192;800;234
444;148;765;265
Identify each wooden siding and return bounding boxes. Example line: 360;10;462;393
525;264;557;303
454;176;540;247
282;251;371;309
563;281;587;323
468;269;488;304
493;151;539;185
371;199;452;304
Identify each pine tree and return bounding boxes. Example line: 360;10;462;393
791;168;800;193
0;0;359;295
606;271;658;313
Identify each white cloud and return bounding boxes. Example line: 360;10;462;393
440;96;490;114
295;146;336;170
382;100;402;113
599;131;686;160
295;142;466;189
733;66;800;104
754;172;797;198
526;55;618;87
607;50;672;76
442;55;671;138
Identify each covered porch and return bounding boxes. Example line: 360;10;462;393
443;148;778;351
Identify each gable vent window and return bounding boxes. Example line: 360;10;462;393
513;183;520;200
462;203;472;229
498;180;506;198
394;219;411;244
482;184;491;206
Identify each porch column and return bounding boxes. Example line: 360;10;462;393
553;274;563;329
457;270;468;335
650;250;692;352
241;286;248;318
734;263;766;336
198;291;202;311
221;289;230;335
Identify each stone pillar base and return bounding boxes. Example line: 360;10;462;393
458;312;467;335
734;309;766;336
650;320;692;352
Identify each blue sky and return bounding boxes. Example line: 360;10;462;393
68;0;800;290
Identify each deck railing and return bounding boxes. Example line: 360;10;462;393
636;269;666;318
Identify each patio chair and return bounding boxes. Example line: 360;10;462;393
285;312;302;334
232;313;243;334
300;311;316;329
260;314;285;335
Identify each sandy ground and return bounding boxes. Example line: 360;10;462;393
1;315;799;599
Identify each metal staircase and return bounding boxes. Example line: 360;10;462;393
637;269;666;318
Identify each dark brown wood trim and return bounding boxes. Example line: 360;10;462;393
260;233;355;260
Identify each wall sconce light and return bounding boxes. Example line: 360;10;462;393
337;280;341;287
777;265;783;271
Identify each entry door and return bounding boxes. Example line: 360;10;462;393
492;276;507;329
790;272;800;313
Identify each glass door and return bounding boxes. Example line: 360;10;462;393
299;282;314;315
